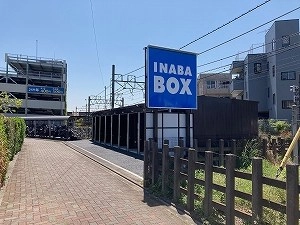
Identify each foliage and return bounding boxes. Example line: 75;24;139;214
258;119;292;139
177;159;288;225
0;91;22;113
4;117;26;160
0;115;8;187
0;115;26;187
236;139;261;169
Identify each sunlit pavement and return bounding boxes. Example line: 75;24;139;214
0;138;198;224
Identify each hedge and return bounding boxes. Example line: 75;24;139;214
0;115;26;187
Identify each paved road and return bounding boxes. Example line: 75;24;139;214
0;138;198;224
67;140;143;177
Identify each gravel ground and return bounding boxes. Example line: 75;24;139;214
68;139;144;177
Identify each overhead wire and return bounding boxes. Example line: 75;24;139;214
89;0;104;86
179;0;272;49
198;31;300;68
198;40;300;76
197;6;300;56
121;1;272;77
89;4;300;109
102;40;300;108
198;53;300;84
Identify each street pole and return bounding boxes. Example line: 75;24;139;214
111;65;115;109
290;85;299;164
88;96;91;124
104;86;107;109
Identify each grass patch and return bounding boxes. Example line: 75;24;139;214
178;159;294;224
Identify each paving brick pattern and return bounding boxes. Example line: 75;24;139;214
0;139;197;224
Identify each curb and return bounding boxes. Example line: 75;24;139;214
62;141;144;188
63;141;202;225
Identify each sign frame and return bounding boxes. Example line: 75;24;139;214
146;45;197;110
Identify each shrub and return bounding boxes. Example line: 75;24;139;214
259;119;291;138
0;115;8;187
237;139;261;170
0;116;26;187
4;118;16;160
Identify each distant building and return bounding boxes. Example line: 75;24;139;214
197;73;231;98
230;19;300;120
0;54;67;116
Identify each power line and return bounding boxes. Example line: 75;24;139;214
179;0;272;50
199;39;300;75
124;66;145;76
89;5;300;110
198;32;300;68
89;0;104;86
199;52;300;83
121;1;272;76
197;6;300;55
117;58;300;102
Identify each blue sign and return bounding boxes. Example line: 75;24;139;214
147;45;197;109
27;86;65;95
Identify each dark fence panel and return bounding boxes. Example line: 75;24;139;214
193;96;258;142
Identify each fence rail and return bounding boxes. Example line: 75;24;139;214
144;140;300;225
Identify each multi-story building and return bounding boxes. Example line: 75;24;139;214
0;53;67;116
231;19;300;120
197;73;231;98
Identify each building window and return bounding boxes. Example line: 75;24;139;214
206;80;216;89
282;35;290;47
281;71;296;80
267;62;269;72
273;93;275;104
272;39;275;50
272;65;275;77
254;63;262;74
268;87;270;98
282;100;294;109
219;80;230;89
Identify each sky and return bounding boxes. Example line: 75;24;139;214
0;0;299;112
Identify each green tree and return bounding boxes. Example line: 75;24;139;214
0;92;22;113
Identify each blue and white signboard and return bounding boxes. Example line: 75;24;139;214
146;45;197;109
27;86;65;95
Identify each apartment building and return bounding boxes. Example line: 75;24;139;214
197;73;232;98
0;54;67;116
230;19;300;120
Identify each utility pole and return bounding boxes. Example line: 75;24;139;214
111;65;115;109
104;86;107;109
88;95;91;123
290;85;299;164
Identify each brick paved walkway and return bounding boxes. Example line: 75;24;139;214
0;139;198;225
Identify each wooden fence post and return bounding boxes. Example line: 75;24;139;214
193;139;198;149
219;139;224;167
151;141;158;185
226;154;236;225
278;138;285;154
206;139;211;151
271;139;277;162
173;146;181;202
187;148;196;212
204;151;213;217
262;139;267;157
162;143;169;194
286;163;299;225
252;157;263;224
179;138;184;148
193;139;199;161
143;140;150;187
231;139;237;155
